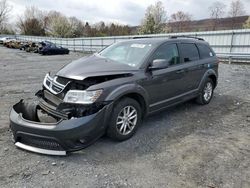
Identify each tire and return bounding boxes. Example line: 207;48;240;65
107;97;142;141
196;78;214;105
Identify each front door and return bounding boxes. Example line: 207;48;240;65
143;43;188;111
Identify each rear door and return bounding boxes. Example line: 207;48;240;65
177;43;205;91
196;43;218;72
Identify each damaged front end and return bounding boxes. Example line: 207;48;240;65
10;73;114;155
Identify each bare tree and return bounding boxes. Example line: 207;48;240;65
152;1;167;27
209;1;226;30
17;6;46;35
228;0;246;17
0;0;11;31
68;16;85;37
139;1;167;34
169;11;192;32
228;0;246;29
209;1;225;19
46;11;72;37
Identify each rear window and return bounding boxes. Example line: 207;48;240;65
197;43;214;59
178;43;199;62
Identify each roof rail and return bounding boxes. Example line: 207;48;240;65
170;35;204;41
132;36;152;39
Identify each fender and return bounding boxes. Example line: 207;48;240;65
198;69;218;93
105;83;150;114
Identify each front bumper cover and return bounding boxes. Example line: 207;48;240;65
9;100;113;155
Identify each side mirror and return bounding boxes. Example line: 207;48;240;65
149;59;170;71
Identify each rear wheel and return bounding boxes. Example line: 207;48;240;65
107;98;142;141
196;78;214;105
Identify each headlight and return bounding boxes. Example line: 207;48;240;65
63;90;103;104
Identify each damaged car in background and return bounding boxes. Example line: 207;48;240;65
38;42;69;55
0;37;15;44
10;36;218;155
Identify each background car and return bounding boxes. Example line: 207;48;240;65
0;37;15;44
25;42;39;52
3;39;17;48
39;43;69;55
19;41;30;51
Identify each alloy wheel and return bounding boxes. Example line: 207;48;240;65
116;105;138;135
204;82;213;101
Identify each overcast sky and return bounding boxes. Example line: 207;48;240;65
8;0;250;26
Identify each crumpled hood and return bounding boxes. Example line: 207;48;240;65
56;54;137;80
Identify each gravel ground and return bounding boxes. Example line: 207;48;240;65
0;46;249;188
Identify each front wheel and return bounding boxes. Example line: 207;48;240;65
196;78;214;105
107;98;142;141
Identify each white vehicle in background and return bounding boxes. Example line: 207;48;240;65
0;37;15;44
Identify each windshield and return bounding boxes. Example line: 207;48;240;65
99;41;154;67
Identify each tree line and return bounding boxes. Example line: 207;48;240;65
139;0;249;34
0;0;249;37
0;2;132;37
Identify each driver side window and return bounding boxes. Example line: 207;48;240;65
152;43;180;66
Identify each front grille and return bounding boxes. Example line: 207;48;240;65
43;74;69;94
56;76;70;85
46;80;50;86
19;135;64;151
52;85;62;93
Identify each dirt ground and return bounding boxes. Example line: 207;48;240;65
0;46;249;188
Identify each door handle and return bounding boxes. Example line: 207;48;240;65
176;69;185;74
198;64;206;68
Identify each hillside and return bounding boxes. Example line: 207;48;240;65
131;16;249;34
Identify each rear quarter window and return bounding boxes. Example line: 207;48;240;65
197;43;214;59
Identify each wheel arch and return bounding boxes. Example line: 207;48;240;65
105;84;149;118
208;74;217;88
119;93;147;119
198;69;218;92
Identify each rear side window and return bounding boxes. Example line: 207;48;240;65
178;43;199;62
197;43;214;59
